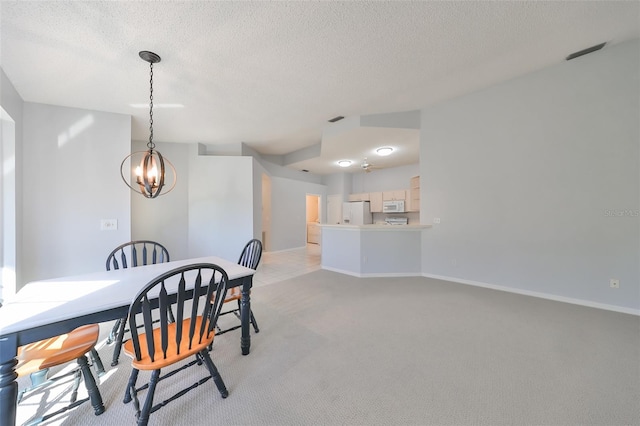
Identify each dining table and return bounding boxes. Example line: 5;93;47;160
0;255;255;426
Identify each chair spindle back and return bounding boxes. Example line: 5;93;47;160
238;239;262;270
128;264;228;363
106;240;170;271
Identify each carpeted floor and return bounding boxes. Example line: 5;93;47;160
17;270;640;425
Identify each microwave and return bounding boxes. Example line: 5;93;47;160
382;200;405;213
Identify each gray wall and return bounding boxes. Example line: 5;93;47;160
351;163;419;193
22;103;132;283
0;68;23;296
322;172;351;197
131;140;190;260
252;158;268;241
270;176;327;251
187;153;255;261
420;39;639;311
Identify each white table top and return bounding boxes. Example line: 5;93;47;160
0;256;255;336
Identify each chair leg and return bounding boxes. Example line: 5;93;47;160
77;355;105;416
89;348;106;376
249;310;260;333
106;319;121;344
69;369;82;404
137;370;160;426
19;369;49;403
199;349;228;398
124;368;139;404
111;317;127;366
237;300;259;333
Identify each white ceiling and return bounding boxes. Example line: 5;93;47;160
1;1;638;175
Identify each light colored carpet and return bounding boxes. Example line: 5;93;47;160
17;270;640;425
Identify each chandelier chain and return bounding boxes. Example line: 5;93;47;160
148;62;155;150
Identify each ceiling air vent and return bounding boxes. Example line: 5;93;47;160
566;42;606;61
328;116;344;123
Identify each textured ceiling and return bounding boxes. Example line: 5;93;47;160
1;1;638;174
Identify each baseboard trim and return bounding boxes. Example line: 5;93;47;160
321;266;422;278
360;272;422;278
322;266;361;277
422;273;640;316
265;245;308;254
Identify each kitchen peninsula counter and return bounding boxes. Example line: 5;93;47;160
320;224;431;277
321;224;430;230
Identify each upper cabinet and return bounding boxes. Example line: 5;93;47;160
382;190;406;201
348;192;370;202
369;192;383;212
348;175;420;213
408;175;420;212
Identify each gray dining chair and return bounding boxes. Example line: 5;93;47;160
16;324;105;424
122;263;229;426
216;239;262;335
105;240;171;366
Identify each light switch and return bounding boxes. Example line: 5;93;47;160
101;219;118;231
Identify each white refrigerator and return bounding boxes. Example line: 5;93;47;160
342;201;373;225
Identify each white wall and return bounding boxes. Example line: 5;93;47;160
420;39;640;312
22;103;131;283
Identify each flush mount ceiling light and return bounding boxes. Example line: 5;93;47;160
121;51;176;198
375;147;394;156
337;160;352;167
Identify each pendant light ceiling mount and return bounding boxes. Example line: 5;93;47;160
121;50;176;199
139;51;161;64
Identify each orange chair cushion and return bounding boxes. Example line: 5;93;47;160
17;324;99;377
224;287;251;303
123;316;214;370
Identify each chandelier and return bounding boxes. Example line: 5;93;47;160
120;51;176;198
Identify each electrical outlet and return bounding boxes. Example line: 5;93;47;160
609;278;619;289
101;219;118;231
433;218;441;224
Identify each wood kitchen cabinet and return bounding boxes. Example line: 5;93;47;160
408;175;420;212
382;190;406;201
348;192;370;201
369;192;383;212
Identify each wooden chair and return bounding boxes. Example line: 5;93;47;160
217;239;262;335
122;263;229;426
17;325;105;425
106;240;171;366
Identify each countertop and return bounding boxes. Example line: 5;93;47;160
320;224;431;231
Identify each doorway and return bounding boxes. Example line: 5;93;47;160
305;194;320;245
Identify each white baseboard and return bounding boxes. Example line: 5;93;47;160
320;266;424;278
265;245;308;254
422;273;640;316
360;272;422;278
321;266;361;277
